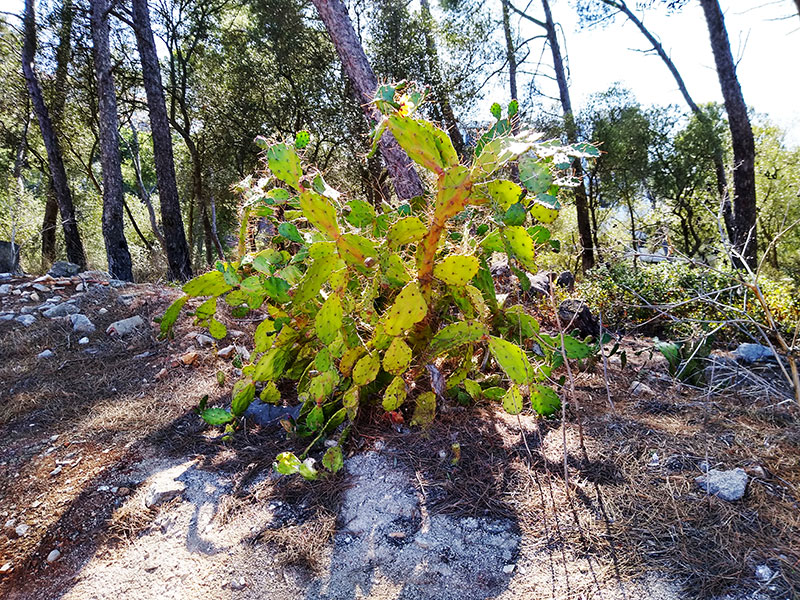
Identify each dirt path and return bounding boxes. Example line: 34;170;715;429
0;272;797;599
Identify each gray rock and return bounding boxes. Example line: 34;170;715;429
37;349;55;360
15;314;36;327
0;284;11;295
143;477;186;508
106;315;144;336
32;283;49;293
70;314;96;334
244;401;301;427
43;303;79;318
48;261;81;278
755;564;773;582
195;334;215;347
0;313;14;322
558;299;600;338
735;343;776;364
556;270;575;290
630;381;655;396
524;271;553;296
109;279;128;288
695;468;748;502
46;549;61;563
15;523;30;537
78;337;90;345
20;306;36;315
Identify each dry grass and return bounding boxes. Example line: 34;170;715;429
253;508;337;574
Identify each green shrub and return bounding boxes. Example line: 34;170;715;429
160;82;599;479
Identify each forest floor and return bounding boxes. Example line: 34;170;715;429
0;271;798;600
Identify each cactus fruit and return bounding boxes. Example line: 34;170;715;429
433;255;480;286
383;337;413;375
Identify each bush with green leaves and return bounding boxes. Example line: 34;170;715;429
160;82;600;479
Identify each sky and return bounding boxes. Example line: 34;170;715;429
519;0;800;145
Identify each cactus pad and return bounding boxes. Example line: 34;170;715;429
352;352;380;387
337;234;378;271
411;391;436;427
433;255;480;286
486;179;523;210
530;384;560;416
428;320;488;356
383;282;428;336
502;385;524;415
382;376;407;411
502;226;537;271
315;294;343;345
528;199;559;224
295;130;310;149
387;217;427;248
488;336;536;385
299;191;340;239
266;143;303;190
383;337;413;375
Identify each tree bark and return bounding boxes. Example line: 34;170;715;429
598;0;734;244
22;0;86;269
419;0;465;157
540;0;595;271
90;0;134;281
501;0;518;105
131;0;193;281
311;0;425;201
699;0;757;269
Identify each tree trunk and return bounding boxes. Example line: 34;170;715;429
131;0;193;281
90;0;133;281
311;0;425;201
419;0;465;157
699;0;757;269
500;0;518;105
123;120;166;248
22;0;86;269
540;0;595;271
600;0;734;244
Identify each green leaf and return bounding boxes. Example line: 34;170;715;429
200;407;234;426
488;336;537;385
383;282;428;336
433;255;480;286
322;446;343;473
278;222;305;244
183;271;232;298
502;385;524;415
530;384;560;416
383;376;407;411
208;318;227;339
429;320;488;356
315;294;343;345
231;381;255;416
383;337;412;375
160;295;188;337
352;352;380;386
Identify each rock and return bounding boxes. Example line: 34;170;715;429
20;306;36;315
143;477;186;508
15;524;30;537
37;349;55;360
117;487;131;497
70;314;96;334
32;283;49;293
630;381;655;396
217;345;237;359
106;315;144;336
109;279;127;288
556;270;575;291
0;241;20;273
735;343;776;364
558;299;599;338
180;351;200;366
0;284;11;295
695;468;748;502
28;292;40;302
98;307;108;315
0;313;14;322
43;303;79;318
0;562;11;573
244;400;301;427
195;334;215;347
46;549;61;563
15;314;36;327
755;564;773;582
230;577;247;590
78;337;89;345
48;261;81;278
502;564;515;574
524;271;552;296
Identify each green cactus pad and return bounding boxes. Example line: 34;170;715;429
387;217;427;248
433;255;480;286
266;143;303;190
382;253;411;287
488;336;537;385
383;337;413;375
387;115;458;173
312;173;341;201
344;199;376;228
429;320;488;356
463;379;482;400
315;294;343;345
503;202;527;226
528;199;559;224
295;130;310;149
340;346;366;378
336;234;378;271
183;270;232;298
382;376;407;411
411;391;436;427
518;156;553;195
253;347;291;381
299;191;340;239
530;384;561;416
446;345;474;388
343;385;360;419
434;165;471;220
502;385;524;415
561;335;592;359
352;352;380;387
383;282;428;336
502;226;537;271
486;179;524;210
291;254;341;308
231;381;256;416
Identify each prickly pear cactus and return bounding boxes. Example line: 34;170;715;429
161;82;599;478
